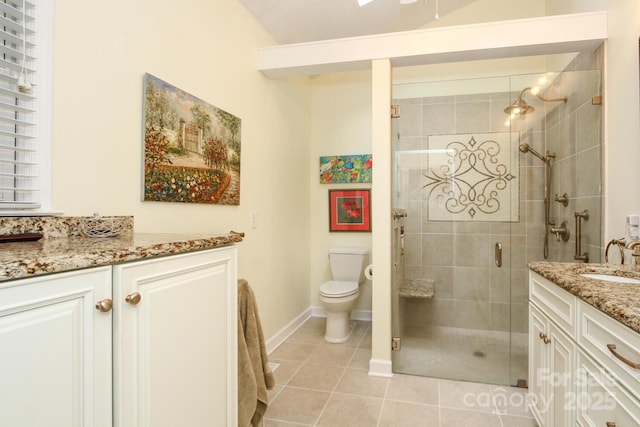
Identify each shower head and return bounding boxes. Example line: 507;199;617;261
519;143;553;163
505;86;568;116
504;98;535;115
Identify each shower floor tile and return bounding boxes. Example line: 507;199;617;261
393;325;528;386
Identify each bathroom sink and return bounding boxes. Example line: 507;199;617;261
580;273;640;284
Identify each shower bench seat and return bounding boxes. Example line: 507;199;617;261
399;278;434;298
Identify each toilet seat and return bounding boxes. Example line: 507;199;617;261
319;280;358;298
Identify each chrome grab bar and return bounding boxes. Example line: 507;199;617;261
574;210;589;262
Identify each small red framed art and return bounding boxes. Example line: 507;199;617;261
328;189;371;232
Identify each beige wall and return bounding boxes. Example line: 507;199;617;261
308;71;373;312
51;0;312;338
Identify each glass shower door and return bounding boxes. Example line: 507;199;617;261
390;59;603;387
390;76;520;386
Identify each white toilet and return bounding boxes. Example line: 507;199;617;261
319;247;369;343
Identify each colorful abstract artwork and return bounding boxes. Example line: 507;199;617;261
319;154;372;184
143;73;241;205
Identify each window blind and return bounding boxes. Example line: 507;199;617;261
0;0;38;209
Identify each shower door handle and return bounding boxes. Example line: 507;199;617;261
495;242;502;267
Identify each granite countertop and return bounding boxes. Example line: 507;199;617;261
0;232;244;283
529;261;640;334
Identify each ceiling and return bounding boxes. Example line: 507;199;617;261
238;0;478;45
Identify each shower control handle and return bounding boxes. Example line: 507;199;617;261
550;221;570;242
554;193;569;207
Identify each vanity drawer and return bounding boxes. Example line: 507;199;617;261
576;350;640;427
530;272;576;338
578;300;640;400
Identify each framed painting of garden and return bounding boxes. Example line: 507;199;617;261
142;73;241;205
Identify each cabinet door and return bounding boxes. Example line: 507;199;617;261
530;303;577;427
113;247;237;427
548;320;575;427
529;304;549;425
0;267;113;427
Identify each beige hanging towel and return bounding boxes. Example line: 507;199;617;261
237;279;275;427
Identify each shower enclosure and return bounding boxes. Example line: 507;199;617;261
390;49;603;386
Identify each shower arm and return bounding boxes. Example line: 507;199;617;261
518;87;568;104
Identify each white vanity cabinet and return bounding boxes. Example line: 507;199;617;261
576;300;640;426
113;246;238;427
0;267;113;427
529;271;640;427
0;244;238;427
529;272;577;427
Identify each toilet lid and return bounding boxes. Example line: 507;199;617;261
320;280;358;298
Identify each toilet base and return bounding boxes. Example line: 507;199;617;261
324;311;354;343
319;289;359;344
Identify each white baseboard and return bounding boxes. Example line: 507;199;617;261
265;307;312;354
369;358;393;378
310;306;325;318
265;306;389;378
351;309;372;321
266;306;372;355
310;305;372;321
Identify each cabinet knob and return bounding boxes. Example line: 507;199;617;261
125;292;142;305
95;299;113;313
539;332;545;339
124;292;142;305
606;423;616;427
543;337;551;344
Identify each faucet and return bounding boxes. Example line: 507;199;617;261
605;238;626;264
625;240;640;264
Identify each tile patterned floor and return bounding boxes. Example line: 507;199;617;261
392;325;528;386
264;318;538;427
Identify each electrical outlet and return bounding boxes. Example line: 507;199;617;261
250;211;257;229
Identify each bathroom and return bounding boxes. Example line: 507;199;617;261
38;0;637;368
1;0;639;426
271;25;621;421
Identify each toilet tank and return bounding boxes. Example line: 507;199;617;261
329;247;369;284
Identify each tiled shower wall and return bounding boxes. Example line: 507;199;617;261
546;48;604;264
394;90;533;335
393;46;603;336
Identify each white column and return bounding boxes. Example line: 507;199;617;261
369;58;393;378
